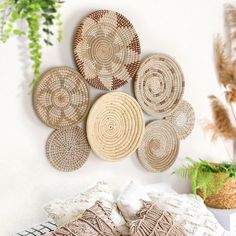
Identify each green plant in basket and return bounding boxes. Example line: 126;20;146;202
174;157;236;199
0;0;64;87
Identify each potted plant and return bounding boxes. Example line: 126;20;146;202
0;0;64;87
174;157;236;209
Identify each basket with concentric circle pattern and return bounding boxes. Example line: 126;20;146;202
134;54;185;118
86;92;145;161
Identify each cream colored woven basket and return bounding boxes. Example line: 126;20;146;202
134;54;185;118
46;127;90;172
166;100;195;140
86;92;145;161
137;120;180;172
74;10;141;91
33;67;90;129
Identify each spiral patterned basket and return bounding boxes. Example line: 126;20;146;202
137;120;180;172
74;10;141;91
166;100;195;140
46;127;91;172
134;54;185;118
86;92;145;161
33;67;90;129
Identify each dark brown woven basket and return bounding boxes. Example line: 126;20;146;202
197;163;236;209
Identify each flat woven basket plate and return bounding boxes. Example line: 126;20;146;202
134;54;185;118
137;120;180;172
166;100;195;140
74;10;141;91
46;127;90;172
33;67;90;129
87;92;145;161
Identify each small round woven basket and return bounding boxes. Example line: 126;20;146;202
33;66;90;129
86;92;145;161
46;126;90;172
197;164;236;209
166;100;195;140
137;120;180;172
134;54;185;118
74;10;141;91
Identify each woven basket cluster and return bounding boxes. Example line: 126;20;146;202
134;54;195;172
134;53;185;118
166;100;195;140
137;120;179;172
33;66;91;172
32;9;196;173
74;10;141;91
46;127;90;172
33;67;90;129
87;92;145;161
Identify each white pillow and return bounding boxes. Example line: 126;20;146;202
144;182;177;197
117;181;151;221
44;181;126;233
150;193;226;236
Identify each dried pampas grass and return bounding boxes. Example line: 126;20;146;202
214;35;235;87
203;95;236;141
225;84;236;103
225;4;236;26
225;4;236;37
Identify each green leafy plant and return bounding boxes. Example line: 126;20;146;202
174;157;236;199
0;0;64;87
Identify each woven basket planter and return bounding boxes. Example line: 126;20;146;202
197;164;236;209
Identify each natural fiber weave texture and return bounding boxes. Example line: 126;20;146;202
46;126;90;172
134;54;185;118
46;201;121;236
130;201;186;236
74;10;141;91
166;100;195;140
197;165;236;209
137;120;179;172
200;178;236;209
33;67;89;129
87;92;145;161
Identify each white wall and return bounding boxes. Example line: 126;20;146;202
0;0;231;234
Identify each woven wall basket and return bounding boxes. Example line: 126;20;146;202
46;127;90;172
33;67;90;129
137;120;180;172
86;92;145;161
166;100;195;140
134;54;185;118
74;10;141;91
